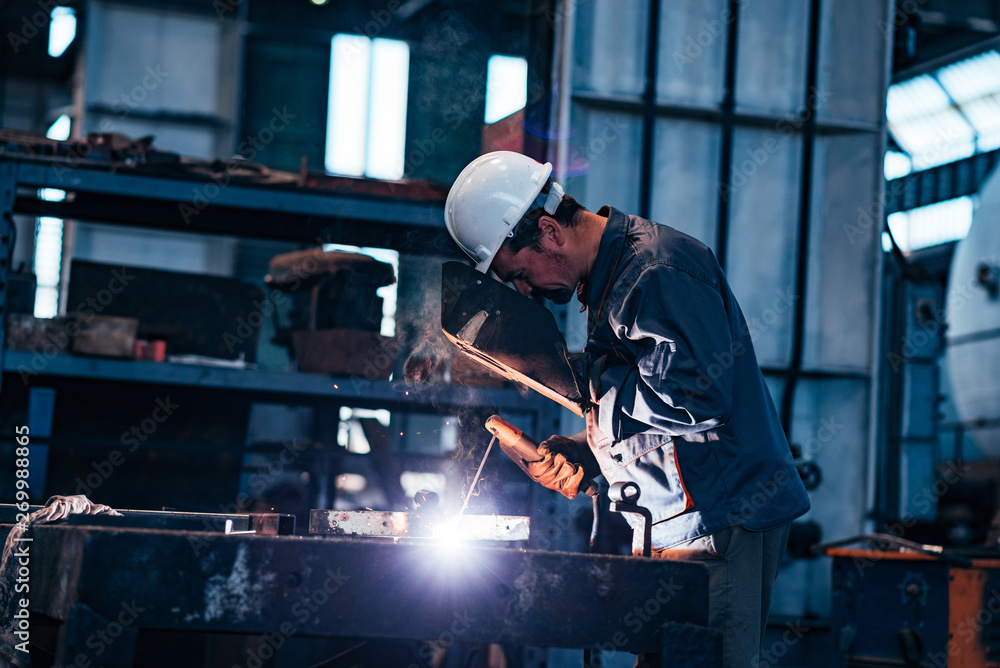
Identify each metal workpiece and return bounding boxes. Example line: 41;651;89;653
0;504;295;535
308;509;530;542
19;523;712;656
609;481;653;558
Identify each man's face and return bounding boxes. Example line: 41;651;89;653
491;245;576;304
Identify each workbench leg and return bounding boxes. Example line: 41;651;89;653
55;604;138;668
658;622;722;668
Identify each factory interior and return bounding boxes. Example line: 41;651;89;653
2;0;1000;666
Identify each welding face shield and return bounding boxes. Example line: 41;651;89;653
440;261;587;415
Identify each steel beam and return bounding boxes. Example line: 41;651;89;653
885;149;1000;214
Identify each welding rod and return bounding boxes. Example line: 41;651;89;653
457;433;496;518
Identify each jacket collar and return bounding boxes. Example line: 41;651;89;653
582;206;630;310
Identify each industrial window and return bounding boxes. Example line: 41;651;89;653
484;55;527;124
48;6;77;58
33;189;65;318
883;150;912;180
887;50;1000;176
887;196;975;254
884;49;1000;251
33;115;72;318
325;34;410;180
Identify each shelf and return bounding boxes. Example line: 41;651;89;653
0;151;559;429
2;350;538;414
5;155;455;254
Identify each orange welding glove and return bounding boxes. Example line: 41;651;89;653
525;446;588;500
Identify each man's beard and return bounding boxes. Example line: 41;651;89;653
535;248;574;304
535;286;575;304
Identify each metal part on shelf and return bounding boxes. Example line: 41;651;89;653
308;509;530;541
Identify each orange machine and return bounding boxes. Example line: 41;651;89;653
828;547;1000;667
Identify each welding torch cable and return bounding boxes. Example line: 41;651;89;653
457;433;497;518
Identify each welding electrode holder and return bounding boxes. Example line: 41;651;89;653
484;415;599;499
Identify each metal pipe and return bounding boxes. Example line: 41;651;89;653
779;0;822;437
638;0;662;220
715;0;742;270
552;0;577;177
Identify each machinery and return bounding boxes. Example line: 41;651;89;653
946;167;1000;458
822;537;1000;667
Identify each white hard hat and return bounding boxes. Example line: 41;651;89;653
444;151;565;273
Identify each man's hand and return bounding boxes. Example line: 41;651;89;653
538;434;602;480
524;433;601;500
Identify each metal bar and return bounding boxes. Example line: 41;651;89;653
0;504;253;531
85;104;232;129
779;0;822;437
759;366;870;381
812;532;972;567
715;0;742;269
27;524;711;653
946;325;1000;348
571;92;882;134
638;0;662;220
308;509;529;541
939;417;1000;431
885;149;1000;214
874;262;899;524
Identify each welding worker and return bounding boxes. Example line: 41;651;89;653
443;151;810;667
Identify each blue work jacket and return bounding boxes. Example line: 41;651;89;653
583;207;810;548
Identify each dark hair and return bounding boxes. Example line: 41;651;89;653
505;189;586;254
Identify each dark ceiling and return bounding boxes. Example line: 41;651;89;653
893;0;1000;77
